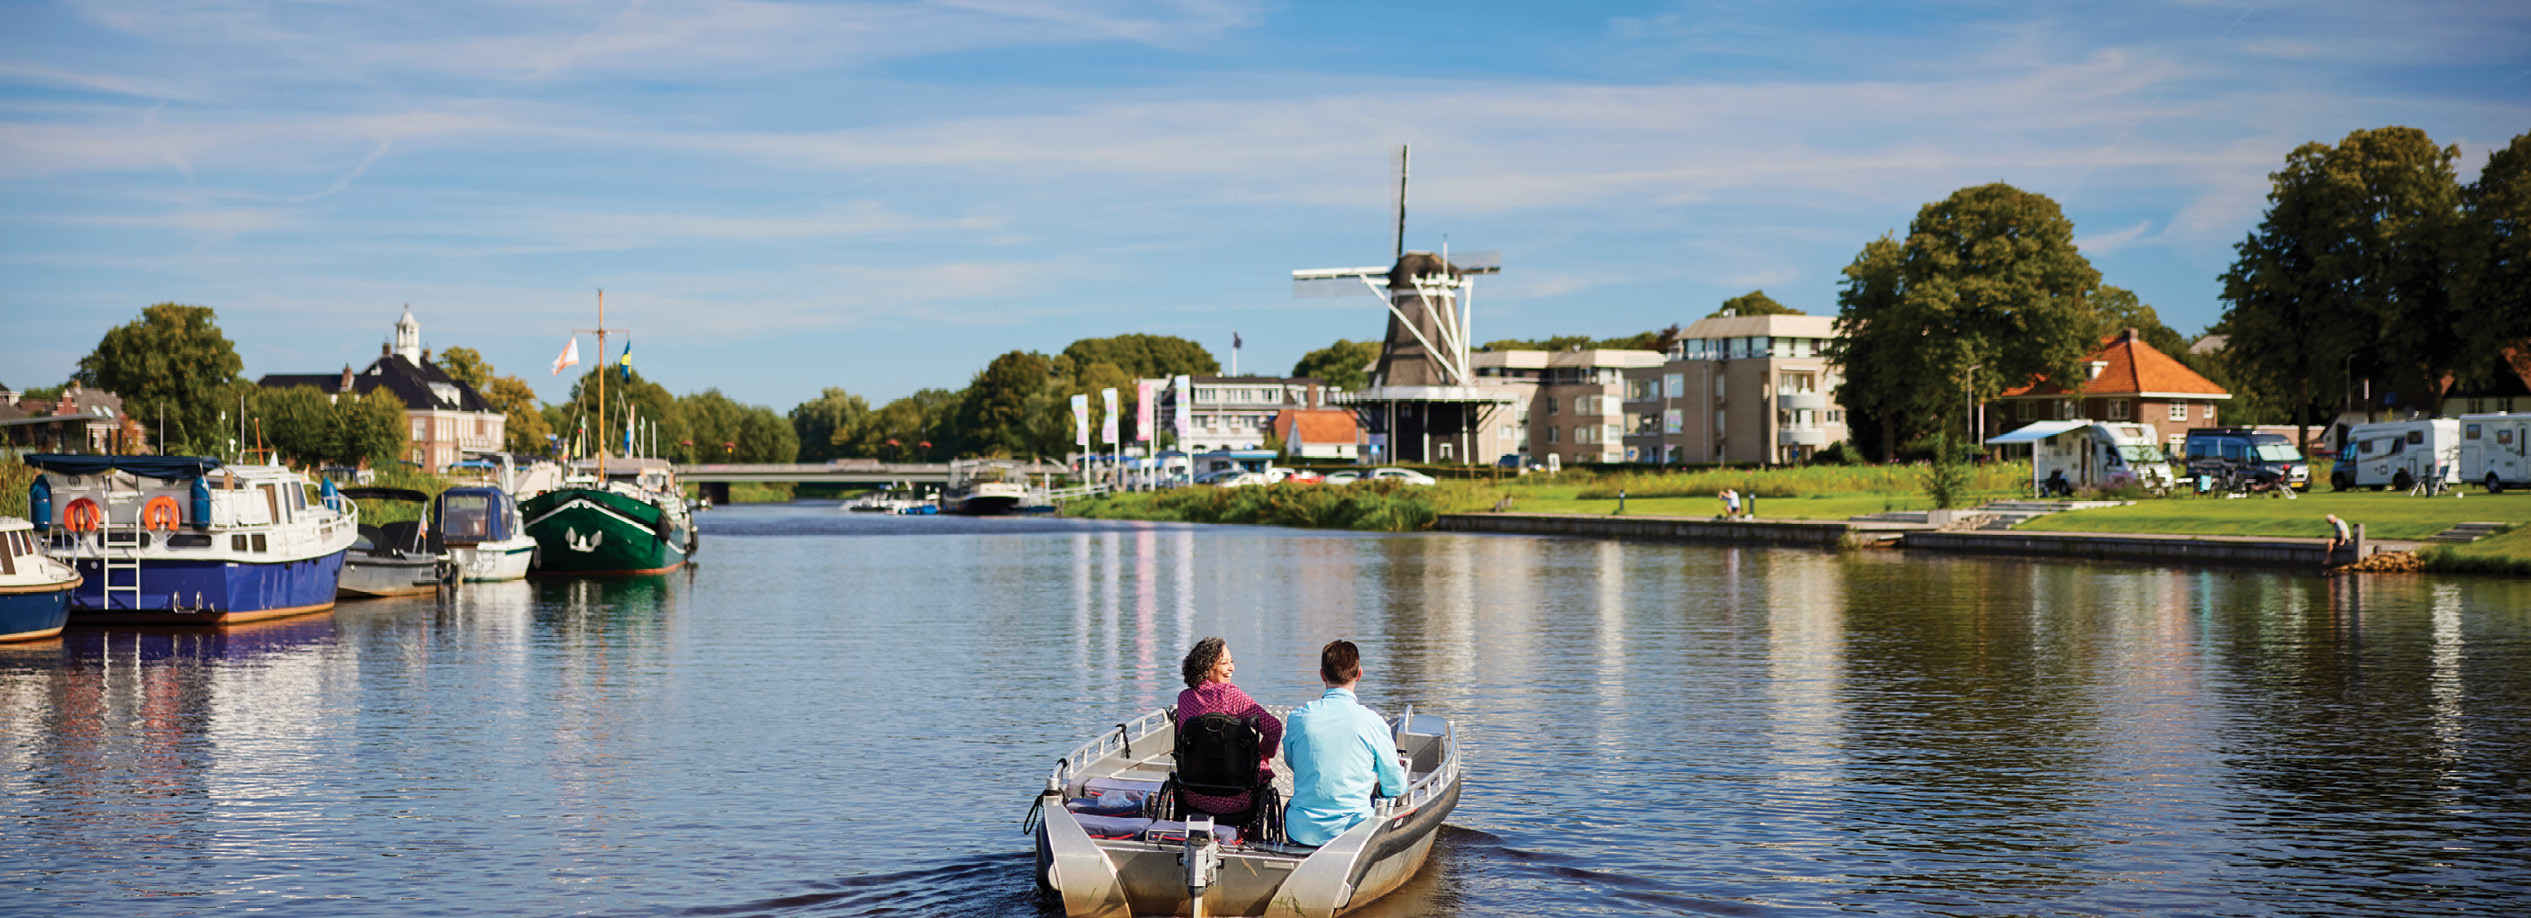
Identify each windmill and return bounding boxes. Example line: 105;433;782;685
1291;146;1514;464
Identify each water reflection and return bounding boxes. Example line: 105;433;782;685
4;507;2529;918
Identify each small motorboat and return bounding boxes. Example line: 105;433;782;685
337;488;445;597
1028;705;1461;918
431;486;537;582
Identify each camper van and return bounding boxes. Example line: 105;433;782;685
2183;427;2310;491
2458;413;2531;492
1991;420;2176;495
2336;419;2461;491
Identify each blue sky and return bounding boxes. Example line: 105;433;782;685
4;0;2527;411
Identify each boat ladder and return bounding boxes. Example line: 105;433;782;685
99;484;147;611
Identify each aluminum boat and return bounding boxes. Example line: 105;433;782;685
1029;705;1460;918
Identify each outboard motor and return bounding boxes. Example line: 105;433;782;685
28;477;50;533
1180;814;1220;918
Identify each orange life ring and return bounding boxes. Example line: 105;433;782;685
63;498;102;533
143;495;183;531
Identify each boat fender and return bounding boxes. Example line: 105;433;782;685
191;477;214;530
28;477;50;533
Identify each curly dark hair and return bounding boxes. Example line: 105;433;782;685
1181;636;1229;689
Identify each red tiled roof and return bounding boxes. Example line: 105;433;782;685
1273;409;1359;445
1997;330;2227;398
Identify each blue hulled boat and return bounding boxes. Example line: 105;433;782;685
27;454;358;625
1;516;79;642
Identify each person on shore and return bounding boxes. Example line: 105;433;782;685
1719;489;1741;520
2322;514;2353;570
1175;637;1283;817
1284;640;1409;847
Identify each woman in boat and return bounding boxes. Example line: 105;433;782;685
1176;636;1284;817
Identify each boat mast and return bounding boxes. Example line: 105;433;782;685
596;289;607;481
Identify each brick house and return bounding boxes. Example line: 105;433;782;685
1990;329;2229;456
257;308;504;471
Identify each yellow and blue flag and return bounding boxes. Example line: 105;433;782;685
618;340;634;381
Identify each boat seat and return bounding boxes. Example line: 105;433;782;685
1073;814;1154;840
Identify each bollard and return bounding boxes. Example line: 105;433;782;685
1616;489;1626;515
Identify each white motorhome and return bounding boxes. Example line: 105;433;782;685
2458;413;2531;492
2340;419;2462;491
1988;420;2176;495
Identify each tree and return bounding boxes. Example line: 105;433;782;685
252;386;336;466
1060;334;1219;379
1480;332;1671;352
1292;339;1380;392
1711;290;1802;318
955;351;1057;457
790;388;872;461
2088;286;2190;356
2459;131;2531;384
482;375;550;454
2218;127;2463;445
435;347;492;392
1828;184;2104;461
563;366;681;459
76;303;246;455
334;389;410;468
852;389;961;461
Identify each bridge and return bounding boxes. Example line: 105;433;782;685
674;460;1070;503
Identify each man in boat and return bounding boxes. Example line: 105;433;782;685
1282;639;1408;847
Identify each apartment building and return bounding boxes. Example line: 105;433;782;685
1152;375;1338;453
1623;314;1848;465
1469;348;1667;467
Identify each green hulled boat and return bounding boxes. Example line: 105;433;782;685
520;460;696;575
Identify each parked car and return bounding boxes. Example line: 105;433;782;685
1212;471;1268;488
1265;467;1324;484
1322;470;1363;485
1367;467;1438;486
2183;427;2310;491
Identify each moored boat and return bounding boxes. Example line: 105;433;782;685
520;460;695;575
1029;706;1462;918
943;459;1028;515
27;454;356;625
336;487;445;597
433;486;537;581
1;516;80;642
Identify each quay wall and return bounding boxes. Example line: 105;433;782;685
1433;513;1859;548
1899;530;2344;568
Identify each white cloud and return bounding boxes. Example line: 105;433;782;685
2075;220;2158;256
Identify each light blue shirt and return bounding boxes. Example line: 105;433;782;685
1282;686;1408;846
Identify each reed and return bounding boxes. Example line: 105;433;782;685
0;456;33;519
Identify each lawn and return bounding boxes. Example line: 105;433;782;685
2015;489;2531;541
1490;492;2016;521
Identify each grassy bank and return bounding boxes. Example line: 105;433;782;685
2421;524;2531;575
1066;480;1488;531
2016;490;2531;541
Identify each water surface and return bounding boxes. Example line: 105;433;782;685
4;503;2528;916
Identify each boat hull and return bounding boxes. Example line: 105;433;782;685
1033;710;1461;918
0;580;76;642
338;552;444;597
521;488;692;575
447;539;536;582
66;551;346;625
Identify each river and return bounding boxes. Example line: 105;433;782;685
4;503;2527;916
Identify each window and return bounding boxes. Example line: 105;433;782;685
2057;400;2076;420
2406;430;2424;445
1605;423;1622;440
411;419;426;439
2169;403;2189;422
1715;375;1726;399
1546;397;1559;415
2466;424;2482;440
1715;408;1726;436
2204;404;2216;420
2018;401;2034;420
1664;409;1682;434
1665;374;1684;398
2110;400;2130;420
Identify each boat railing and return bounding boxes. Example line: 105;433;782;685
1050;707;1175;789
1377;715;1458;819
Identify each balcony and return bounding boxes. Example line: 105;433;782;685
1777;392;1829;412
1779;428;1830;447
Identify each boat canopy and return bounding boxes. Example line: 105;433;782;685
1984;421;2089;445
23;454;222;479
433;487;515;543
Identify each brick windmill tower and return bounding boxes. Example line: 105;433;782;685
1291;146;1515;464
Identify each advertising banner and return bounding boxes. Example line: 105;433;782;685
1172;376;1192;438
1071;394;1090;449
1100;388;1120;446
1135;380;1156;442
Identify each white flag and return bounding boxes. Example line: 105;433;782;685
1172;375;1192;438
1100;388;1120;446
1072;394;1091;449
551;337;580;376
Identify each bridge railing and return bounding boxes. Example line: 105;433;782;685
1042;483;1111;505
